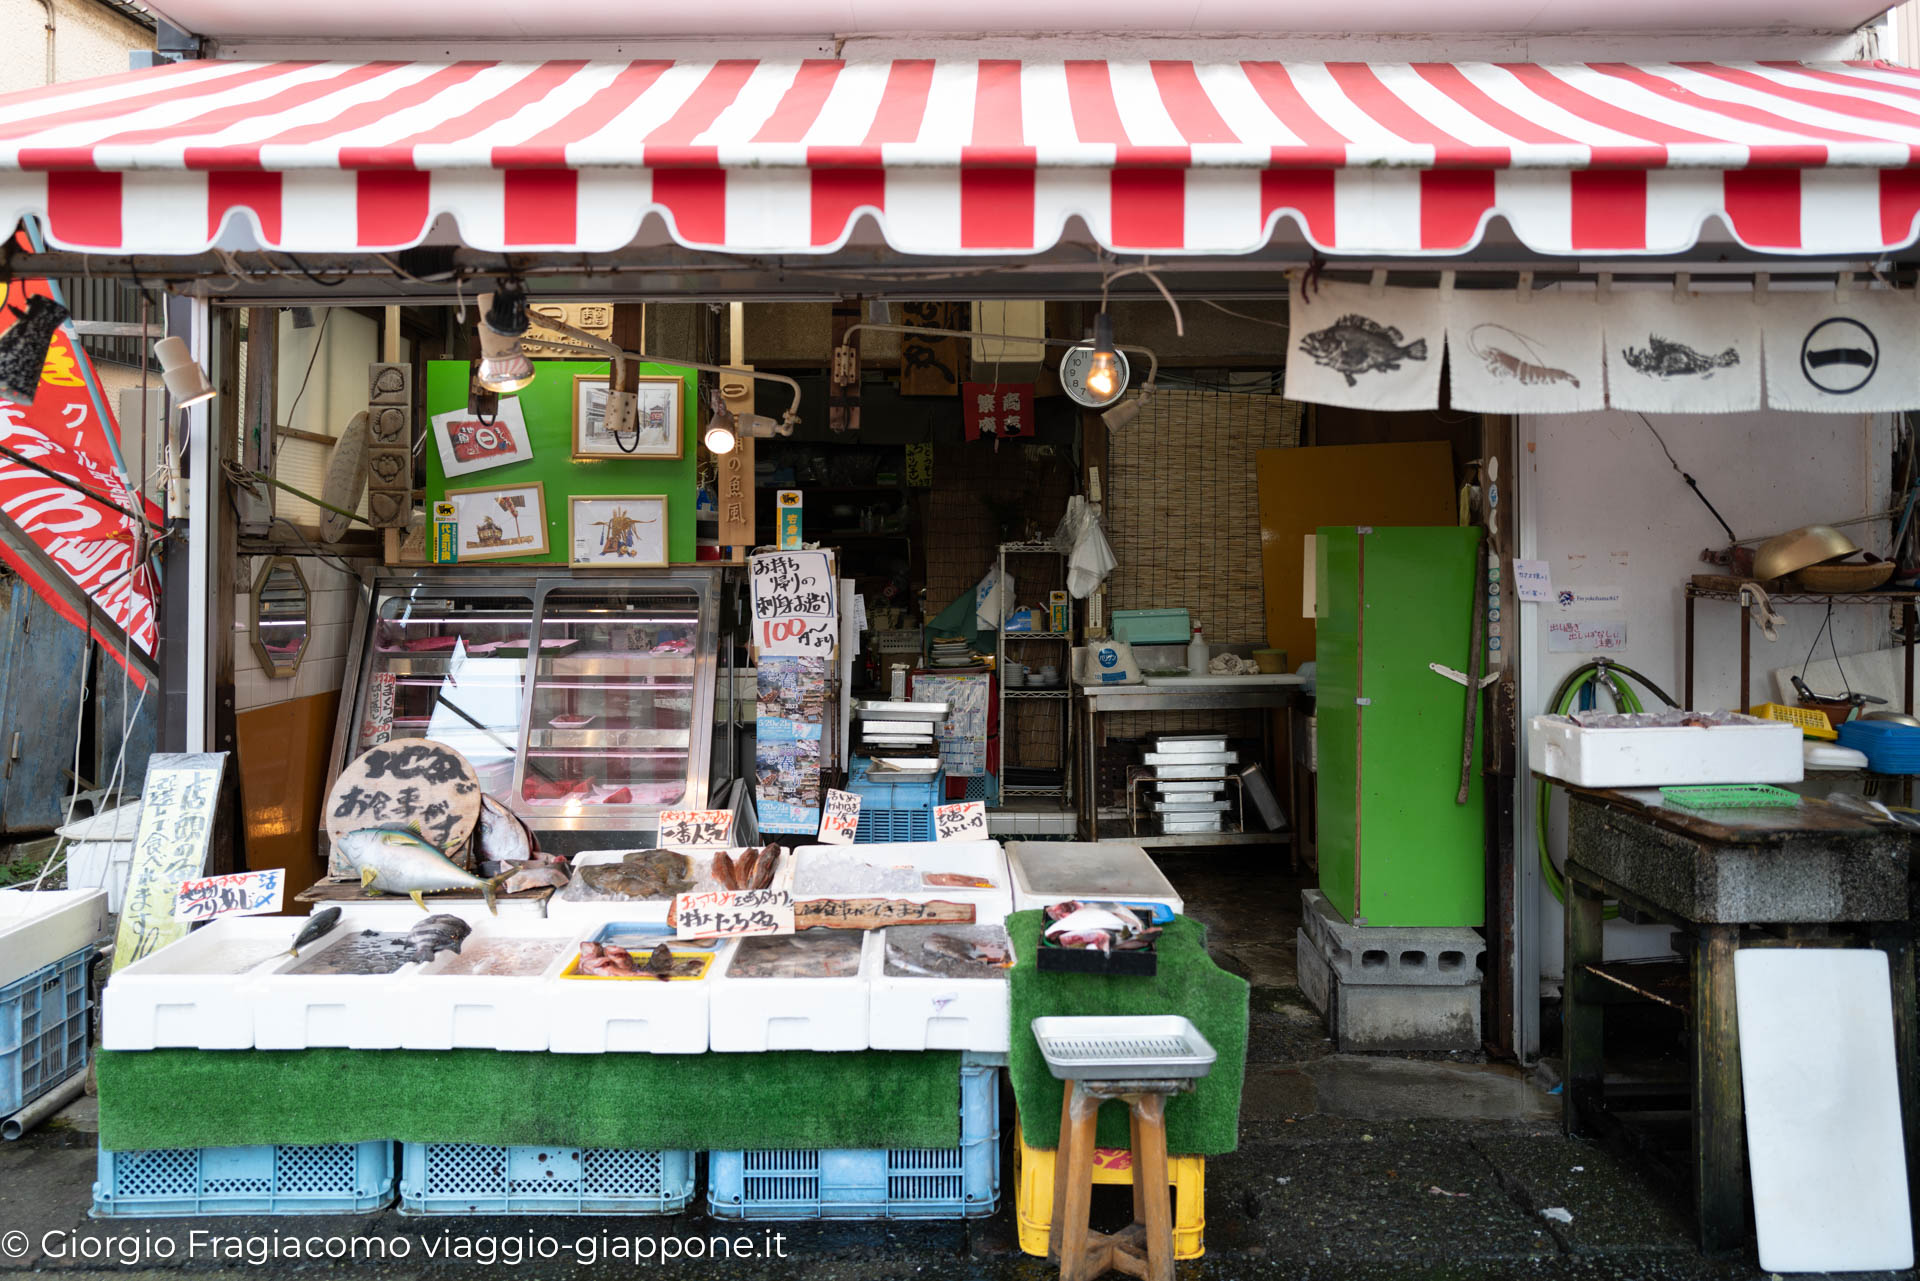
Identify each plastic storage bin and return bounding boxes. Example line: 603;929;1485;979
1527;713;1802;787
1011;1109;1204;1260
92;1143;396;1217
1;946;92;1116
1111;608;1191;645
708;1062;999;1220
398;1143;695;1215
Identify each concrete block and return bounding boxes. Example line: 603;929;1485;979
1297;919;1482;1054
1296;927;1331;1016
1301;889;1485;987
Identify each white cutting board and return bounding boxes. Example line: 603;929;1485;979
1734;948;1913;1273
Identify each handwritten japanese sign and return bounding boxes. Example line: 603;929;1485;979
1512;559;1554;604
112;753;228;973
1546;618;1629;653
963;382;1034;440
819;789;861;845
325;740;482;875
359;671;398;748
794;897;975;929
933;801;989;842
173;869;284;922
671;888;795;940
657;809;735;849
750;550;838;656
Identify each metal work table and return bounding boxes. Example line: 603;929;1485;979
1077;679;1303;845
1557;783;1917;1255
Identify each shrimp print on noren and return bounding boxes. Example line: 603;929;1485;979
1468;324;1580;388
1298;315;1429;387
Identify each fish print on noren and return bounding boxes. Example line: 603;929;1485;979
1467;324;1580;387
1299;314;1429;387
1621;334;1741;379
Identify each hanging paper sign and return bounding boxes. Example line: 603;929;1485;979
1286;279;1443;411
657;808;735;849
1445;292;1605;414
113;753;228;972
359;671;398;746
1513;559;1554;603
429;397;532;477
1547;618;1629;653
819;789;861;845
777;490;804;550
750;550;838;655
671;887;795;940
933;801;989;842
1604;292;1761;414
173;869;284;922
1763;292;1920;413
963;382;1034;440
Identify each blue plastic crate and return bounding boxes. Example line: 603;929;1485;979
855;808;935;844
848;772;941;813
399;1143;695;1215
1;945;92;1116
93;1143;395;1217
708;1062;999;1220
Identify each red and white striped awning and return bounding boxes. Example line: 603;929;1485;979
8;56;1920;258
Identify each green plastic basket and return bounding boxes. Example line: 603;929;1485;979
1659;784;1802;810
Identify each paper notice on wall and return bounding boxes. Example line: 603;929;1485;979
1512;559;1554;603
1547;618;1628;652
1556;586;1623;611
750;550;837;655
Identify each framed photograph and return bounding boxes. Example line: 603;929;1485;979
573;373;683;461
429;396;532;477
445;481;549;562
570;494;668;568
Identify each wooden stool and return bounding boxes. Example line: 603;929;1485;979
1048;1077;1193;1281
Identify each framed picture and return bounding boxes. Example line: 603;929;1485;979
429;396;532;477
445;481;549;562
573;373;683;461
570;494;668;568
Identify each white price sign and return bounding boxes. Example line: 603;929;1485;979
173;869;284;922
819;789;861;845
671;888;795;940
933;801;988;842
657;809;735;849
750;551;838;655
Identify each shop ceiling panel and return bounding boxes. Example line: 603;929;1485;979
6;57;1920;258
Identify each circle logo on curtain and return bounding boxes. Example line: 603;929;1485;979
1800;318;1879;395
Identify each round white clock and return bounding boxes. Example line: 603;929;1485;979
1059;343;1130;408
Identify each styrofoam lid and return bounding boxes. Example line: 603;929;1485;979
56;800;142;841
1007;840;1178;899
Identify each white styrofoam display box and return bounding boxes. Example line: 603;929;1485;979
789;841;1014;926
708;928;874;1053
1005;841;1184;916
1527;714;1804;788
401;920;587;1053
866;924;1011;1053
250;916;436;1050
102;915;307;1050
545;924;731;1055
0;888;109;990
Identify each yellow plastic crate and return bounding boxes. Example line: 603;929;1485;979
1749;703;1837;741
1012;1109;1204;1261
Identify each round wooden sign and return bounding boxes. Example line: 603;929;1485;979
324;739;484;857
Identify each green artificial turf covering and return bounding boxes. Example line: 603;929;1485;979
97;1049;961;1152
1007;911;1248;1156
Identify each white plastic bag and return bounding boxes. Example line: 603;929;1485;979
974;566;1015;632
1055;497;1117;599
1078;638;1143;685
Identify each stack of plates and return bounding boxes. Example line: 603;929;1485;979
1836;720;1920;774
929;637;976;668
854;698;946;760
1143;734;1236;833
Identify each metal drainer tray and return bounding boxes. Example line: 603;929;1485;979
1030;1015;1217;1080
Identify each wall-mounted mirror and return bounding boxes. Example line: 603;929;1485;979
252;557;310;678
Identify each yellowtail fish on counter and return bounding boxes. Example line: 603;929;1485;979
286;906;341;957
335;825;507;913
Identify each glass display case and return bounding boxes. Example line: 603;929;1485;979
331;568;722;839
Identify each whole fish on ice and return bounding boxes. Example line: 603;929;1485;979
403;914;472;963
1299;315;1428;387
334;825;506;913
287;907;341;957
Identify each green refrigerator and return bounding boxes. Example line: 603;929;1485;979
1315;526;1485;927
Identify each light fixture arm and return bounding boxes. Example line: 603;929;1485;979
537;315;804;425
837;322;1159;388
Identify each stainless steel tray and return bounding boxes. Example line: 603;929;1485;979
867;758;941;775
1030;1015;1217;1080
1159;815;1225;833
1148;735;1228;754
859;720;934;736
853;700;949;721
1141;750;1237;766
1151;798;1233;813
1151;779;1223;795
1149;764;1230;781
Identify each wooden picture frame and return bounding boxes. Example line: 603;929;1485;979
570;494;669;568
445;481;550;562
572;373;683;461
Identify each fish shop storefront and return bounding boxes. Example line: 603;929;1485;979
3;12;1920;1268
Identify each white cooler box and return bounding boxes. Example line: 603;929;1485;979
1;887;108;990
708;929;873;1053
545;924;729;1055
402;921;587;1052
1006;841;1184;916
790;841;1014;926
866;924;1011;1053
1528;714;1804;787
103;915;314;1050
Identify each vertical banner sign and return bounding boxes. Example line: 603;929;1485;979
933;801;989;842
777;490;804;550
359;672;398;747
173;869;285;922
717;439;754;550
750;550;838;655
113;753;228;972
430;500;459;563
819;789;861;845
0;258;162;675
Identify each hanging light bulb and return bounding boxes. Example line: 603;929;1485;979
0;295;71;406
703;395;738;455
1085;311;1120;402
475;284;534;394
153;335;216;409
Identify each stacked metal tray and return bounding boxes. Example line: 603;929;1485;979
852;698;946;766
1140;733;1238;833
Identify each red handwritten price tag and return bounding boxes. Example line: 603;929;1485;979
657;809;735;849
173;869;285;922
819;789;861;845
671;888;795;940
933;801;988;843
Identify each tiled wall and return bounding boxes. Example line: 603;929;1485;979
234;557;367;712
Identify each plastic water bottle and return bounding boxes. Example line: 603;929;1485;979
1187;624;1209;675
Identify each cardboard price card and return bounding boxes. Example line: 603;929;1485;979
819;789;861;845
657;809;735;849
933;801;988;842
750;550;837;656
671;888;795;940
173;869;285;922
